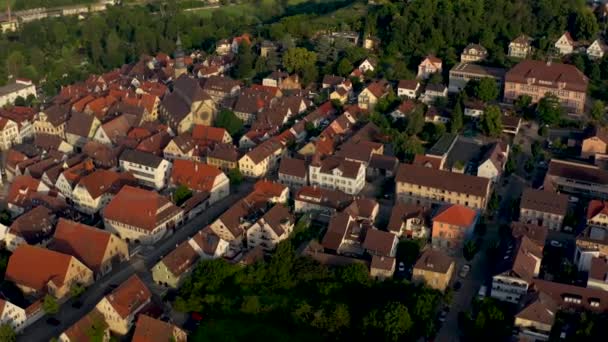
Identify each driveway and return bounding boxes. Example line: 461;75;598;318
17;181;254;342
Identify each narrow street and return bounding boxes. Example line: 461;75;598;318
17;181;253;342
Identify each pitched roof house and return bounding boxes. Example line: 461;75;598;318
132;314;187;342
169;159;229;204
413;249;455;291
5;244;94;300
72;169;137;214
432;204;478;251
5;206;56;251
554;32;576;55
520;188;568;231
95;274;151;335
103;186;183;244
59;309;109;342
49;219;129;278
417;55;443;79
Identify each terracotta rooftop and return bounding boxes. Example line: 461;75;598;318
506;60;588;93
510;222;548;249
103;185;182;231
294;186;353;211
49;219;117;274
363;228;396;256
396;163;490;198
387;203;429;233
192;125;228;143
132;314;186;342
207;143;238;163
62;309;108;342
77;169;136;199
278;157;307;178
9;206;55;245
6;245;77;291
159;240;199;278
433;204;477;227
587;199;608;220
170;159;224;193
371;255;396;271
104;274;151;319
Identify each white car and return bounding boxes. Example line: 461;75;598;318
550;240;563;248
569;196;579;203
459;264;471;278
398;262;405;272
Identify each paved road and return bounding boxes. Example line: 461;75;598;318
17;181;253;342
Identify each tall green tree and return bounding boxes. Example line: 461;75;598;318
215;109;244;136
0;324;16;342
591;100;605;123
283;47;318;83
43;295;59;315
475;78;499;102
537;93;563;125
336;58;353;77
451;104;464;133
573;10;599;41
235;41;254;79
480;105;502;137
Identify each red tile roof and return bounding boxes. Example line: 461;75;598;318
506;60;588;93
77;169;137;199
7;175;41;208
103;186;182;231
132;314;186;342
6;245;76;291
50;219;116;274
105;274;151;319
433;204;477;227
170;159;224;193
192;125;228;143
62;309;108;342
587;199;608;220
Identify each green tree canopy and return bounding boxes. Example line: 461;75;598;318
43;294;59;315
0;324;16;342
336;58;354;77
573;10;599;41
537;93;563;125
475;78;499;102
591;100;605;123
480;105;502;137
216;109;244;136
282;47;318;84
235;41;254;79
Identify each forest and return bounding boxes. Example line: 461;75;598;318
1;0;604;97
175;241;447;341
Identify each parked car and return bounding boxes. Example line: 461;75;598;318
550;240;563;248
438;310;448;322
398;262;406;272
477;285;487;299
459;264;471;278
569;196;579;203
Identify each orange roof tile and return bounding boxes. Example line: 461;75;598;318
191;125;228;143
132;314;186;342
105;275;151;319
433;204;477;227
6;245;75;291
170;159;224;193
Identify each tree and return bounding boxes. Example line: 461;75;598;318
336;58;353;77
282;47;317;82
105;31;124;68
463;240;479;261
364;302;413;341
315;36;333;63
215;109;244;136
235;41;254;79
480;105;502;137
6;51;25;77
228;168;243;185
405;107;425;136
475;78;499;102
0;324;16;342
537;93;563;125
173;185;193;205
43;294;59;315
85;315;108;342
514;95;532;118
451;104;463;133
591;100;605;122
14;96;26;107
70;283;86;298
573;10;599;41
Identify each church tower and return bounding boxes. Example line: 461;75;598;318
174;35;187;79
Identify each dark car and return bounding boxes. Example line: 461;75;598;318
46;317;61;326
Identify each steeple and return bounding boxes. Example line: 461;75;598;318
174;34;186;78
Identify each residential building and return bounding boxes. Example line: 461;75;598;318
417;56;443;79
119;149;171;190
464;100;485;119
201;75;241;103
34;104;69;138
421;84;448;105
432;204;478;251
103;186;183;244
6;175;50;216
72;169;136;214
387;203;430;239
363;228;399;257
367;154;399;179
0;299;27;333
477;142;509;182
554;32;576;55
395;163;491;210
152;239;201;288
412;249;455;291
587;199;608;227
587;38;608;59
575;226;608;271
491;236;543;303
169;159;229;204
519;188;568;231
192;125;233;144
508;35;533;58
163;134;203;162
448;62;506;93
5;245;94;301
5;206;56;251
543;159;608;199
238;138;284;178
206;143;239;172
397;80;420;99
358;80;391;110
460;43;488;63
59;309;109;342
54;159;95;200
95;275;151;335
587;257;608;291
0;117;20;150
278;157;308;189
294;186;353;220
49;219;129;279
510;222;549;249
132;315;187;342
369;255;395;280
247;204;294;252
309;155;366;195
0;79;37;107
504;60;588;115
581;126;608;158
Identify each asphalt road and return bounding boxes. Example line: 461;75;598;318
17;181;253;342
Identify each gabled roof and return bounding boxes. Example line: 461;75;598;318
294;186;353;211
192;125;228;143
207;143;238;162
6;245;77;291
50;219;117;274
9;206;55;245
259;204;293;237
510;222;548;249
322;212;353;250
587;199;608;220
159;240;199;278
315;156;363;179
506;60;588;93
388;203;428;233
104;274;151;319
278;157;307;178
77;169;136;199
414;249;454;273
62;309;108;342
364;80;390;98
363;229;396;256
104;186;182;231
170;159;224;193
396;163;490;197
120;149;165;168
520;188;568;216
433;204;477;227
397;79;419;90
132;314;186;342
